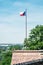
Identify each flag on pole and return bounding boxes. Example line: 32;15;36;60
20;10;26;16
20;9;27;39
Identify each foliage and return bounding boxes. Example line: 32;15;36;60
9;44;23;50
24;25;43;50
0;44;23;65
0;51;12;65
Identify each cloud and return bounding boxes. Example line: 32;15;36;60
13;2;30;6
0;23;25;43
13;2;30;11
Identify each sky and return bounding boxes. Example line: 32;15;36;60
0;0;43;44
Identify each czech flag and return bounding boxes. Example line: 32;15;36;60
20;11;26;16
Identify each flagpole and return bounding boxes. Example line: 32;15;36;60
25;9;27;39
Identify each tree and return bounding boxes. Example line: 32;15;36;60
9;44;23;50
13;44;23;50
2;51;12;65
24;25;43;50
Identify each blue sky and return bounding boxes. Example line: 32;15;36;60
0;0;43;44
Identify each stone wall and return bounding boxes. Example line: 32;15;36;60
13;59;43;65
11;50;43;65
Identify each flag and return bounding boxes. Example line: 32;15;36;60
20;11;26;16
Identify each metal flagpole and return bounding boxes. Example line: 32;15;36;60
25;9;27;39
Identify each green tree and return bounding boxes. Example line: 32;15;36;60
9;44;23;50
14;44;23;50
2;51;12;65
24;25;43;50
